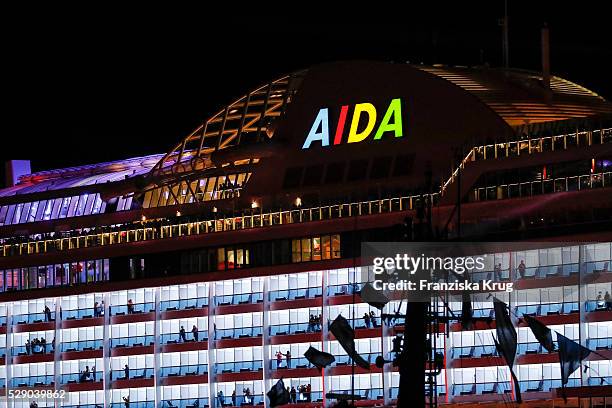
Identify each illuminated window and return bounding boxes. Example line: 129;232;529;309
292;240;301;263
301;238;312;262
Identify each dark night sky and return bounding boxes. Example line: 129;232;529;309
2;4;610;185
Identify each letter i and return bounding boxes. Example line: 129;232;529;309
333;105;349;145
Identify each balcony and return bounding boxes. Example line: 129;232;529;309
13;343;53;356
161;297;208;311
269;322;321;336
110;402;154;408
12;311;56;325
161;397;210;408
451;345;497;359
214;293;263;306
215;326;262;340
161;331;208;345
61;372;101;384
11;374;54;387
270;356;312;370
331;353;379;367
587;337;612;350
110;302;155;316
161;364;208;377
111;368;154;380
515;301;579;317
110;335;154;348
62;307;99;320
215;360;263;374
61;339;103;352
269;287;322;302
327;283;363;297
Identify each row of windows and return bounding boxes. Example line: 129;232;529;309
0;193;106;226
0;259;110;293
142;173;251;208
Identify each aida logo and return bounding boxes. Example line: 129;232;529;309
302;98;404;149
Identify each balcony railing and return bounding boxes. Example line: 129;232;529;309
472;172;612;202
111;368;154;380
61;339;103;352
161;397;210;408
161;297;208;311
215;360;263;374
12;311;56;325
214;292;263;306
269;322;322;336
110;335;154;348
161;331;208;344
160;364;208;377
61;372;101;384
214;326;262;340
269;287;322;301
11;374;54;387
110;302;155;316
1;195;435;259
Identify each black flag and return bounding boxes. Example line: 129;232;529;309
304;346;335;368
461;292;474;330
523;315;555;352
267;379;290;407
493;298;522;403
557;333;592;386
329;315;371;370
360;282;389;310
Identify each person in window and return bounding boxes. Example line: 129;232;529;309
30;402;38;408
231;390;236;407
25;339;31;355
306;384;311;402
40;337;47;353
597;292;605;309
370;310;378;327
124;364;130;380
290;386;297;404
318;314;323;331
517;260;526;279
127;299;134;314
244;388;251;404
286;350;292;368
100;300;105;316
180;326;187;342
217;390;224;407
44;305;52;322
92;365;96;381
364;312;371;328
275;351;283;368
307;315;314;332
192;325;199;342
494;263;503;281
123;396;130;408
606;291;612;311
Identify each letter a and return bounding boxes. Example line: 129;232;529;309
347;103;377;143
302;108;330;149
374;98;403;140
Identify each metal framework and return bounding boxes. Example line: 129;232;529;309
149;70;307;179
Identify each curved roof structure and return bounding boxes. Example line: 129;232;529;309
148;61;612;181
417;65;611;127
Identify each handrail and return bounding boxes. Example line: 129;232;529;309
1;127;611;259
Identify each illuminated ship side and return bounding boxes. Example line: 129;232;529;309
0;61;611;408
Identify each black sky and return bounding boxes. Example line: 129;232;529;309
2;4;610;184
